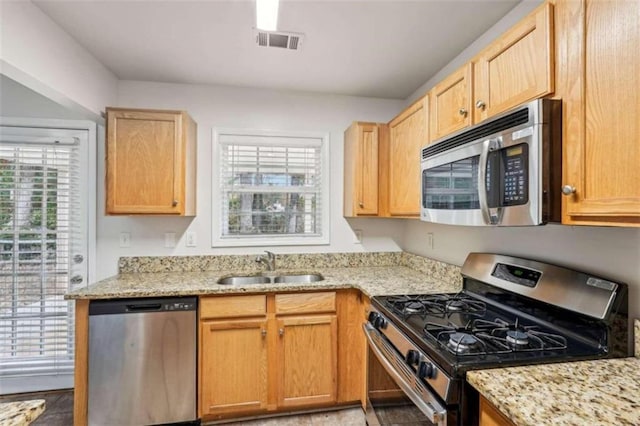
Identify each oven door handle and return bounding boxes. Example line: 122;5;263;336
363;323;447;426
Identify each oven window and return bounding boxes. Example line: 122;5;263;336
423;156;480;209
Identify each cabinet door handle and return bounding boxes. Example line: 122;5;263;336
358;202;364;208
261;329;267;337
475;100;486;110
561;185;576;196
458;108;468;117
172;200;178;207
279;328;284;336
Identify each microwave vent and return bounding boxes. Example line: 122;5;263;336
423;108;530;159
254;29;305;51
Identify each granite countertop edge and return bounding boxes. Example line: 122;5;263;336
466;357;640;426
0;399;46;426
64;265;462;300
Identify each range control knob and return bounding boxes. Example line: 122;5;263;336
374;316;387;329
418;361;436;379
405;349;420;365
367;312;387;329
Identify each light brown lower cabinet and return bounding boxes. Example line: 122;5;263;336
479;396;516;426
199;291;363;422
277;315;337;408
200;318;269;416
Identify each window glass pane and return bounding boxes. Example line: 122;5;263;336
217;131;325;242
0;130;86;392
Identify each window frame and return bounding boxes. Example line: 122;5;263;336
212;128;330;247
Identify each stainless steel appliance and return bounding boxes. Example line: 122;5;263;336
421;99;562;226
364;253;629;426
88;297;198;426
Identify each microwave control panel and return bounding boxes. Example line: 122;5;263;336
487;143;529;207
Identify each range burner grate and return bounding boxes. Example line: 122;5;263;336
385;293;486;320
424;317;568;356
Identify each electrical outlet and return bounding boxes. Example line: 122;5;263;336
185;231;197;247
119;232;131;248
354;229;363;244
427;232;434;250
164;232;176;248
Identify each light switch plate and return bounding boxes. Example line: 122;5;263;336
119;232;131;248
186;231;197;247
164;232;176;248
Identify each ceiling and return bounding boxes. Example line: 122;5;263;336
33;0;520;100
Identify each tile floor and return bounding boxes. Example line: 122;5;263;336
0;390;366;426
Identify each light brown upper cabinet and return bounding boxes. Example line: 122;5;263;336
429;64;473;141
106;107;197;215
427;2;554;144
555;0;640;226
386;96;428;217
473;2;554;123
343;122;381;217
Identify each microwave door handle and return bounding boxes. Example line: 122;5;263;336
478;139;493;225
479;138;504;225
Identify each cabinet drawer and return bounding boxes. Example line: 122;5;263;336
275;292;336;315
200;295;266;319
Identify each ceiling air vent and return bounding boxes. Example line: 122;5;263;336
254;29;304;51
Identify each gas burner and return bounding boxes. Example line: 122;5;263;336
506;330;530;346
405;301;425;314
446;300;467;312
447;332;482;354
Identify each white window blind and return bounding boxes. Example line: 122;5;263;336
0;128;87;393
215;131;329;246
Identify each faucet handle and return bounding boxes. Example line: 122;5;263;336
265;250;275;259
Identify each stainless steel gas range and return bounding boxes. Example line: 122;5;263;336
364;253;629;426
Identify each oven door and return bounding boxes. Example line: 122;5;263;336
364;324;448;426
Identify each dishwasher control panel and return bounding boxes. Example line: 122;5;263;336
89;296;197;315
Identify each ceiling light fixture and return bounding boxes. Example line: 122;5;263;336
256;0;279;31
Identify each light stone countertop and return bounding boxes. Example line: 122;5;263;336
65;265;461;300
0;400;45;426
467;357;640;426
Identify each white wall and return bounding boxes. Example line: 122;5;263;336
0;1;117;120
94;80;406;279
0;75;83;120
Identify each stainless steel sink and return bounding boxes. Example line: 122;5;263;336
216;276;271;285
216;273;324;285
273;274;324;283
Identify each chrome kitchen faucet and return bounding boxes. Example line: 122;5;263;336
256;251;276;271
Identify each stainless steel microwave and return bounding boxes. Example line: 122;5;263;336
420;99;562;226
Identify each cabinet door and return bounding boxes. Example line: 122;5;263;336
479;396;516;426
276;315;337;408
106;108;186;214
200;319;268;417
343;123;379;216
429;64;472;141
387;97;427;216
473;3;554;123
557;0;640;226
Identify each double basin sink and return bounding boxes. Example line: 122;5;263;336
217;273;324;285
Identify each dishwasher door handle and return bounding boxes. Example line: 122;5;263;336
126;303;162;312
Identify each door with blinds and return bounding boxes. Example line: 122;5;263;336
0;124;89;394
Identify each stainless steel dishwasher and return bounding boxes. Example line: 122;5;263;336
88;297;198;426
